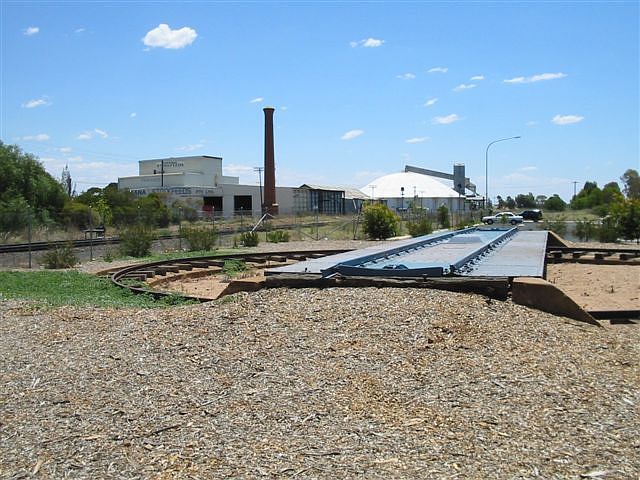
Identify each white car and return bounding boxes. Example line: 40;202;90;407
482;212;524;225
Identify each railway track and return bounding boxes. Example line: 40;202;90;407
109;249;351;302
546;246;639;264
107;243;640;322
0;235;177;254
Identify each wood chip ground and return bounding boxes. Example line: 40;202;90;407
1;287;638;479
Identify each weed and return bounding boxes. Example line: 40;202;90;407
41;243;77;269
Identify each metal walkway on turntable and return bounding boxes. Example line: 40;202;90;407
266;227;548;278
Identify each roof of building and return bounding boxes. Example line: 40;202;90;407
361;171;461;199
299;184;370;200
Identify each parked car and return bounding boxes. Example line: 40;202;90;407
518;209;543;222
482;212;524;225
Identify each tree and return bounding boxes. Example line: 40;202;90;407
571;181;603;210
544;194;567;211
535;195;547;207
0;142;67;223
611;199;640;243
362;203;399;240
505;196;516;209
621;169;640;199
515;192;536;208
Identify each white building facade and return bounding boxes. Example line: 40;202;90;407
118;155;295;217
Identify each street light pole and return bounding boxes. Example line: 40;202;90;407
485;136;521;208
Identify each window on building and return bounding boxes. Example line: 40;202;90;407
203;196;223;214
234;195;252;214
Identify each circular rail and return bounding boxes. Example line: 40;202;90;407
110;249;351;302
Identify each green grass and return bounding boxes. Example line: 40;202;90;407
105;248;237;263
0;271;196;309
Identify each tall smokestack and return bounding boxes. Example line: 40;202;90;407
263;107;278;215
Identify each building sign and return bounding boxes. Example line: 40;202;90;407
156;161;184;169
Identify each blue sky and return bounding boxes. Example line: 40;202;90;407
2;1;638;202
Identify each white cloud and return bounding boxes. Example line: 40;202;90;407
341;129;364;140
22;97;49;108
405;137;429;144
77;128;109;140
351;38;384;48
176;143;204;152
75;28;86;34
520;166;538;172
470;75;485;81
250;97;264;103
504;72;567;84
428;67;448;73
453;83;476;92
22;133;50;141
57;147;72;154
424;98;438;107
363;38;384;47
130;112;137;118
396;73;416;80
143;23;197;49
552;114;584;125
526;121;539;126
24;26;39;36
432;114;461;125
280;106;288;111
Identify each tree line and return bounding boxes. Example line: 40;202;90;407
0;142;200;240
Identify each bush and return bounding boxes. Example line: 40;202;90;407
574;219;597;241
266;230;290;243
542;216;567;237
119;225;155;257
362;203;399;240
407;217;433;237
240;231;260;247
597;219;619;243
180;225;217;251
41;243;77;269
437;205;450;229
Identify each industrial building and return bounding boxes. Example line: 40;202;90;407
361;164;483;213
117;107;482;217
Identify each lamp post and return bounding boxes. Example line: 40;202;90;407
485;136;521;208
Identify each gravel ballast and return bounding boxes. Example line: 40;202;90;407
1;288;638;478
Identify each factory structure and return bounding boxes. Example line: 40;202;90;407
117;108;483;217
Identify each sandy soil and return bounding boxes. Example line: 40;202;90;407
547;263;640;311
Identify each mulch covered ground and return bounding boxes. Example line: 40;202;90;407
1;287;638;478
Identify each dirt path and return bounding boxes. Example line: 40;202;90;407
546;263;640;311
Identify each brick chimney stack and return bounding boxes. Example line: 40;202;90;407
263;107;278;215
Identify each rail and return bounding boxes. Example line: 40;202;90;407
110;249;351;302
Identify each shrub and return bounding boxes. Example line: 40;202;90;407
597;217;619;243
406;217;433;237
240;231;260;247
180;225;217;251
119;225;155;257
222;259;247;276
542;216;567;237
574;219;597;241
362;203;399;240
266;230;290;243
41;243;77;269
437;205;450;229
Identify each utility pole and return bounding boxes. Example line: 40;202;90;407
88;205;93;261
370;185;376;203
572;181;579;199
254;167;264;214
160;159;165;187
